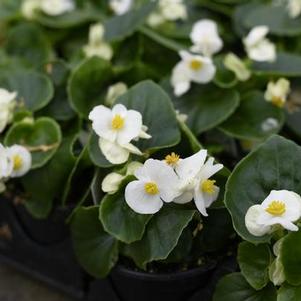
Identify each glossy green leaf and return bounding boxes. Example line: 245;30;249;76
122;206;195;269
99;186;152;244
68;57;113;118
71;206;118;278
5;117;62;169
117;80;181;151
0;70;54;112
286;110;301;139
225;135;301;243
278;284;301;301
238;242;272;290
213;273;277;301
220;91;284;140
104;1;156;42
281;230;301;286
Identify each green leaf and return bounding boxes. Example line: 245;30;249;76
5;23;51;67
220;91;284;141
5;117;62;169
244;4;301;36
225;135;301;243
99;186;152;244
0;0;21;22
168;84;240;135
68;57;114;118
238;242;272;290
71;206;118;278
122;206;195;269
0;69;54;112
213;273;277;301
278;284;301;301
286;110;301;139
104;1;156;42
281;230;301;286
117;80;181;151
252;53;301;77
21;135;76;218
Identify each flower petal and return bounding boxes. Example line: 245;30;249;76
99;138;130;164
245;204;271;236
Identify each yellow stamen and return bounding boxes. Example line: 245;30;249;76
265;201;286;216
13;155;23;171
111;114;125;130
271;96;285;108
190;59;203;71
144;182;159;195
165;152;180;166
201;180;216;195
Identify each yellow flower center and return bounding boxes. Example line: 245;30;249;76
165;152;180;166
144;182;159;195
271;96;285;108
201;180;216;195
13;155;23;171
111;114;125;130
190;59;203;71
265;200;286;216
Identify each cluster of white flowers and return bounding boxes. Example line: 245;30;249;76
109;0;133;15
83;23;113;61
264;78;290;108
171;19;223;96
0;144;32;192
22;0;75;18
148;0;187;27
243;26;276;62
245;190;301;236
89;104;151;165
0;89;17;134
125;149;223;215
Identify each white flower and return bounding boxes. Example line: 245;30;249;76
0;144;13;180
223;53;251;81
21;0;40;19
105;82;128;106
109;0;133;15
102;161;143;194
243;26;276;62
83;23;113;61
264;78;290;108
190;19;223;57
6;145;32;178
261;118;280;133
0;89;17;133
125;159;180;214
245;190;301;236
287;0;301;18
89;104;151;165
40;0;75;16
171;50;216;96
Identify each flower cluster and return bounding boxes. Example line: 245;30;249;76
0;144;32;192
89;104;151;165
245;190;301;236
125;149;223;215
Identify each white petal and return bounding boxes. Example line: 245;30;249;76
112;104;127;116
126;161;143;176
99;138;130;165
173;191;194;204
193;189;208;216
40;0;74;16
245;205;271;236
83;43;113;61
199;157;223;180
101;172;124;194
7;145;32;178
244;26;269;48
247;40;276;62
0;145;13;179
125;180;163;214
0;89;17;104
171;61;191;96
110;0;132;15
122;143;142;155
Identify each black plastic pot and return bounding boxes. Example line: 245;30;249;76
109;262;216;301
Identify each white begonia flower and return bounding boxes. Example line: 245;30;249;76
125;159;181;214
0;89;17;133
171;50;216;96
6;145;32;178
190;19;223;57
105;82;128;106
89;104;151;165
102;161;143;194
109;0;133;15
245;190;301;237
269;238;286;286
243;26;276;62
223;53;251;81
21;0;40;19
264;78;290;108
0;144;13;180
287;0;301;18
40;0;75;16
83;23;113;61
